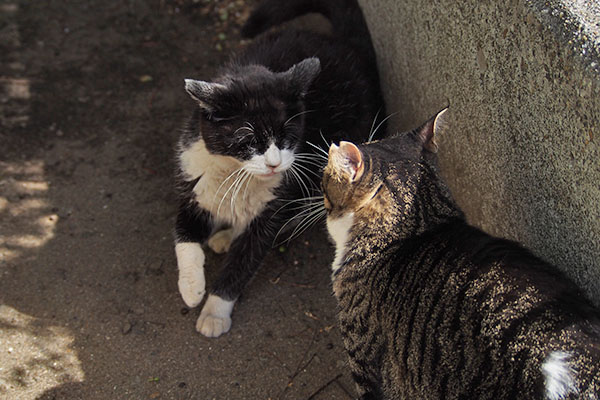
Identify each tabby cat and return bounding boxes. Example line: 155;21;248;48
322;109;600;399
174;0;384;337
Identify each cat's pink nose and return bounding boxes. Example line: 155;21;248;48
264;143;282;170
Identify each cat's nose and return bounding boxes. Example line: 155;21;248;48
264;143;282;170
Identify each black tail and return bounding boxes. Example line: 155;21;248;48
241;0;375;58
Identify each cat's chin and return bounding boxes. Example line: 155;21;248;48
255;171;280;179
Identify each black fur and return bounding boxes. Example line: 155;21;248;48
175;0;384;307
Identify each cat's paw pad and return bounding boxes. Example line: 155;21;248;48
196;313;232;338
207;229;234;254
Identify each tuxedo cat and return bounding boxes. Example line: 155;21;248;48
174;0;384;337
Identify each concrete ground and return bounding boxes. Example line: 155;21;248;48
0;1;354;398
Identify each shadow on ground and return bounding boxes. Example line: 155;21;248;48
0;1;353;398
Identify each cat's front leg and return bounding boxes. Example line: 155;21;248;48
196;211;274;337
174;205;213;308
196;293;235;337
175;242;206;308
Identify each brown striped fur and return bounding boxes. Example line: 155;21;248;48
322;109;600;399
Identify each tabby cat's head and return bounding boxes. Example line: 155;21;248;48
184;58;320;178
323;108;458;242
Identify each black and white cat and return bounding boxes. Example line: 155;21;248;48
174;0;384;337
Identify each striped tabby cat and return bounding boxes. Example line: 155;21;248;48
321;109;600;399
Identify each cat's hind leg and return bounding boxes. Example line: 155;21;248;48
207;228;236;254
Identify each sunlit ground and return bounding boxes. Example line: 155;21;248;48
1;2;84;392
0;305;85;396
0;160;56;262
0;158;85;396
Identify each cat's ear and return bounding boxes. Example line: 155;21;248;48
329;141;364;182
284;57;321;97
416;107;449;153
184;79;227;112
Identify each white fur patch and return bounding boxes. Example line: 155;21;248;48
326;212;354;273
244;143;295;176
178;139;284;229
175;242;206;308
196;294;235;338
542;351;578;400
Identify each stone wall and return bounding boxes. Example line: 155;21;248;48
358;0;600;303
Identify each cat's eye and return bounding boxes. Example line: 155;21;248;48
323;195;332;211
207;112;236;123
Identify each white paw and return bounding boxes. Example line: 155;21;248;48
196;294;235;338
207;228;234;254
175;242;206;308
196;314;232;337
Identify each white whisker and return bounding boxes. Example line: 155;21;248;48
230;170;251;217
272;193;325;244
233;126;254;136
294;152;328;161
244;121;256;131
368;108;382;142
280;195;324;202
211;168;243;211
294;155;327;169
305;141;328;156
294;163;320;193
284;109;315;126
242;173;254;201
216;169;245;218
288;166;311;199
273;201;321;243
283;207;326;245
319;130;330;148
368;111;398;142
282;200;324;213
293;161;321;178
273;196;324;215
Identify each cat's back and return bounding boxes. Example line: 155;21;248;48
340;221;600;399
230;28;381;144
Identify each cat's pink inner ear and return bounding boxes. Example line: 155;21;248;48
417;119;438;153
418;107;448;153
339;141;364;182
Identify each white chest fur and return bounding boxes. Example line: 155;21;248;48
179;139;282;229
326;212;355;273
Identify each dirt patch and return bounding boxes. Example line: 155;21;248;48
0;0;353;398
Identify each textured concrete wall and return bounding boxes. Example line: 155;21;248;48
358;0;600;303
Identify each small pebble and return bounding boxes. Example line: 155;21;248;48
122;322;132;334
